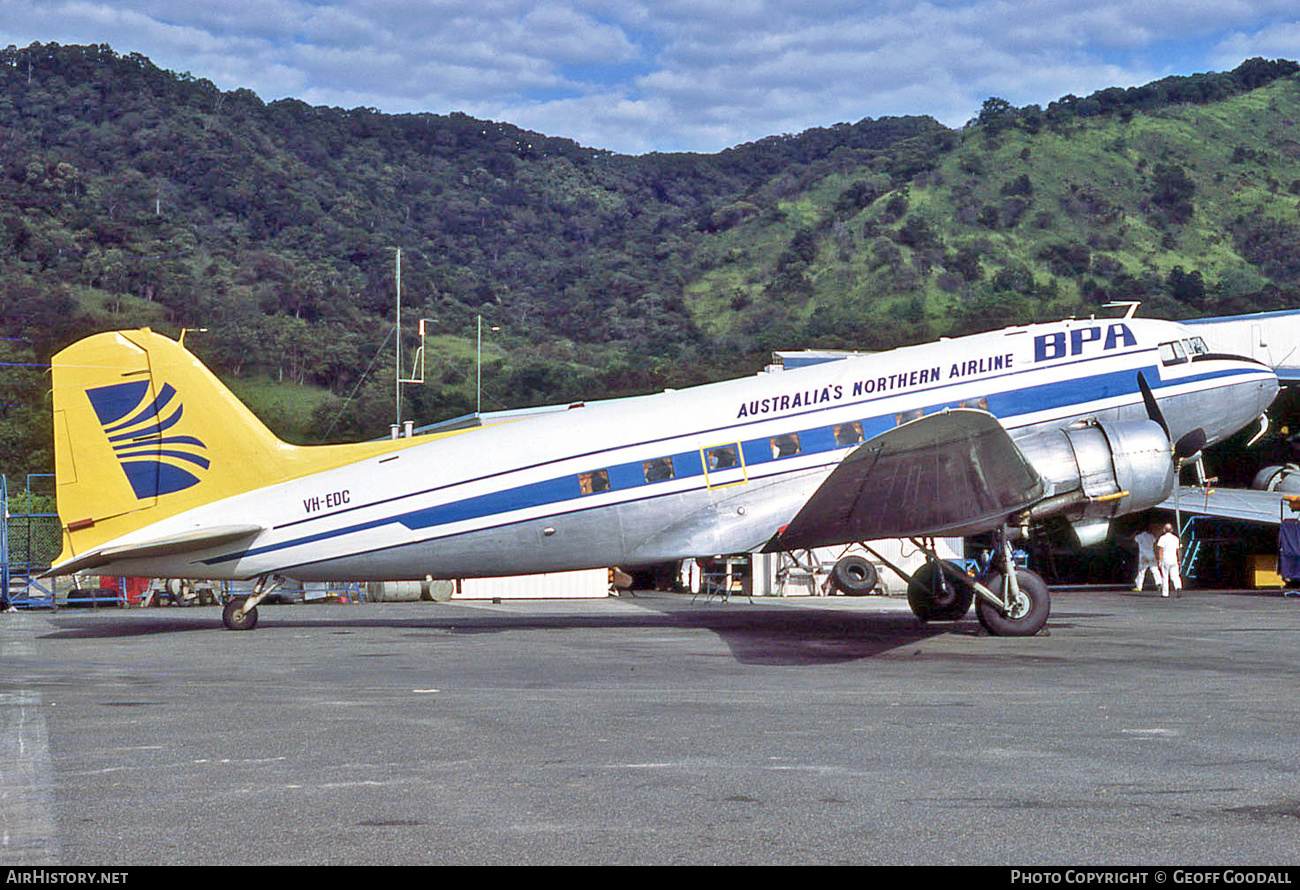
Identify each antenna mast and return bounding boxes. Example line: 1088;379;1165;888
394;248;402;429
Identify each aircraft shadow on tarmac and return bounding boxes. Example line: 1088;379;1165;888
36;596;970;666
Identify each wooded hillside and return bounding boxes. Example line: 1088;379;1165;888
3;43;1300;477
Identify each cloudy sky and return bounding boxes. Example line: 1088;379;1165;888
2;1;1299;154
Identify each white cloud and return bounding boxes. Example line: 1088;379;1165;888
1211;21;1300;70
509;4;640;64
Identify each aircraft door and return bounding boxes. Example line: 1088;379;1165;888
701;442;747;489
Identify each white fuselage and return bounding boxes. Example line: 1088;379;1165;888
95;317;1279;581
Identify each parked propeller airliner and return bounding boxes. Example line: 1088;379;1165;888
47;314;1278;634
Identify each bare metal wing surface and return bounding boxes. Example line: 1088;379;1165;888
772;409;1045;549
1159;486;1298;525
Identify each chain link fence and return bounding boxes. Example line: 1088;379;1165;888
3;475;62;607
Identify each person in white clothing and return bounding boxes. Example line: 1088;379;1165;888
1133;527;1158;591
1156;523;1182;597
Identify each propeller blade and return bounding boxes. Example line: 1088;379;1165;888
1174;427;1207;460
1139;371;1205;459
1137;371;1169;437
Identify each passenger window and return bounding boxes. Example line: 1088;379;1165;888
770;433;801;458
642;457;675;483
706;444;740;470
1159;341;1187;365
833;422;864;447
578;469;610;495
959;397;989;411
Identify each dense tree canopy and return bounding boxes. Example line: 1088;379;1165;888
3;43;1300;478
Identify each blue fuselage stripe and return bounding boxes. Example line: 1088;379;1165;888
203;359;1262;567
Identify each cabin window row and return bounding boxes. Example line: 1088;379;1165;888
575;422;867;496
571;393;1021;499
573;398;1020;498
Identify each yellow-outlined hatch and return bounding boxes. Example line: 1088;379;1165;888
700;441;747;489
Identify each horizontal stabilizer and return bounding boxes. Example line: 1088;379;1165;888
46;524;264;577
773;409;1044;549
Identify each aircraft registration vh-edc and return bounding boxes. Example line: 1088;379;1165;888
46;312;1278;635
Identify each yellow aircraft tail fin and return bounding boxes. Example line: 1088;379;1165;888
50;329;414;569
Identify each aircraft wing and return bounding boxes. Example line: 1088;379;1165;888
1159;486;1299;525
771;408;1045;550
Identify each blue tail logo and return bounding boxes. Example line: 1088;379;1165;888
85;380;210;499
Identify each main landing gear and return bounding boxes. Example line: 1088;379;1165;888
221;575;284;631
863;531;1050;637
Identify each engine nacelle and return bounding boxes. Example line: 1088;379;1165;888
1016;419;1174;543
1252;464;1300;493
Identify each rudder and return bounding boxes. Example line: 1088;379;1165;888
51;329;295;563
51;328;431;572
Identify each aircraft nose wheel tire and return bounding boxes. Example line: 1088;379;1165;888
222;597;259;631
975;569;1050;637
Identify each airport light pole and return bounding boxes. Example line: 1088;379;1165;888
394;248;402;430
476;315;500;417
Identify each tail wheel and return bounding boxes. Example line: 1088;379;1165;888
829;555;878;596
976;569;1050;637
222;597;259;631
906;561;974;621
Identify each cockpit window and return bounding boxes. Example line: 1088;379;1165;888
1159;341;1187;365
1187;337;1209;355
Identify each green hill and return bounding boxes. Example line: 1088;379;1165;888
685;60;1300;353
2;43;1300;478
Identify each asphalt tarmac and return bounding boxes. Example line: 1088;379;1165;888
1;586;1299;866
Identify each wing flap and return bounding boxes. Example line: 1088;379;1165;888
772;409;1044;549
46;524;264;576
